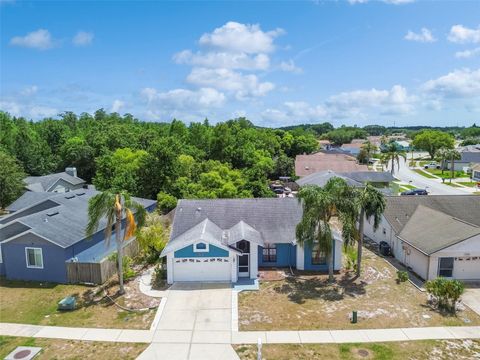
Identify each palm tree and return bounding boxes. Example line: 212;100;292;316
446;149;461;183
296;178;357;282
86;191;146;294
382;142;407;174
435;148;449;175
354;184;386;277
361;140;378;164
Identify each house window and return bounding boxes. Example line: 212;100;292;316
311;242;327;265
262;244;277;263
438;257;454;277
25;247;43;269
193;242;209;253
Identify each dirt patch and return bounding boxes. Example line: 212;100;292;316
258;268;289;281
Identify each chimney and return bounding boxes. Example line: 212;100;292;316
65;167;77;178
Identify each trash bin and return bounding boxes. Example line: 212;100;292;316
379;241;391;256
58;296;76;311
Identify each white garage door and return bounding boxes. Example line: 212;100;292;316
454;257;480;280
173;257;231;282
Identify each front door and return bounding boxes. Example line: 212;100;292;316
237;240;250;278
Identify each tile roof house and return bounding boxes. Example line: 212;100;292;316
340;142;364;156
295;151;369;177
363;195;480;281
161;198;343;284
23;167;86;193
0;190;156;283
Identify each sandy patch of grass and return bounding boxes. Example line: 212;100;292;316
235;340;480;360
0;272;160;329
239;248;480;331
0;336;147;359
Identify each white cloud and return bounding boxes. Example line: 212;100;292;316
422;68;480;98
198;21;284;54
73;31;94;46
404;28;436;43
455;47;480;59
173;50;270;70
448;24;480;44
262;101;327;124
186;67;274;99
348;0;414;4
111;99;125;113
29;106;58;118
0;101;21;116
20;85;38;96
279;60;303;73
10;29;54;50
141;87;226;109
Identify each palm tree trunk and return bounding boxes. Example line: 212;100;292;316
356;208;365;277
450;156;454;183
390;156;394;174
115;210;125;295
328;251;334;283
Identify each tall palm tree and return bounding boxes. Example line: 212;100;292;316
86;190;146;294
446;149;461;183
382;142;407;174
361;140;378;164
435;148;450;175
354;184;386;277
296;178;357;282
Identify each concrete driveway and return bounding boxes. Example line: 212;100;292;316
137;282;239;360
463;287;480;316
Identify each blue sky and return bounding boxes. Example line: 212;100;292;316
1;0;480;127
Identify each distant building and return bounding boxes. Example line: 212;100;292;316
24;167;86;193
340;141;364;156
444;144;480;171
295;151;368;177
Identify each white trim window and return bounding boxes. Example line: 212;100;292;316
193;242;209;253
25;247;44;269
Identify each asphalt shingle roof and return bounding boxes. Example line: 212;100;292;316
0;190;156;248
7;192;57;212
340;171;396;183
296;170;363;187
398;205;480;255
24;172;86;192
295;151;369;177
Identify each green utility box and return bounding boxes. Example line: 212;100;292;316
351;311;358;324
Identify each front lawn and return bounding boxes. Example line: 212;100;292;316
238;248;480;331
0;336;147;360
456;181;479;188
412;169;438;179
425;169;469;180
0;275;159;329
235;340;480;360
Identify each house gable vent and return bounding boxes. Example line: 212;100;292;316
46;211;59;217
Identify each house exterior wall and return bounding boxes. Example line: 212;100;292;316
2;233;68;283
402;243;429;280
174;244;229;258
472;169;480;182
257;243;296;268
303;240;341;271
47;179;85;193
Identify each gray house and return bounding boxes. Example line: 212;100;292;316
443;145;480;171
24;167;86;193
161;198;343;284
0;190;156;283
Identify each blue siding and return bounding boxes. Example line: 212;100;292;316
303;241;335;271
174;244;229;258
258;244;296;267
2;241;68;283
0;262;5;275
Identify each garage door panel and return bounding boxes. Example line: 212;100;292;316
173;257;231;282
454;257;480;280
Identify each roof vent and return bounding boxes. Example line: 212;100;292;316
196;207;202;212
65;195;75;199
47;211;59;217
76;192;85;196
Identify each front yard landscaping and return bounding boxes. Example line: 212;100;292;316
412;169;437;179
0;336;147;359
0;272;160;329
239;248;480;331
424;168;469;180
235;339;480;360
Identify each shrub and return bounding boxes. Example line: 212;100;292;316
108;253;136;281
397;271;409;283
157;192;177;214
152;264;167;289
136;212;169;264
425;277;465;314
344;246;357;272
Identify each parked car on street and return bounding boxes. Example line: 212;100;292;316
424;162;441;169
401;188;428;196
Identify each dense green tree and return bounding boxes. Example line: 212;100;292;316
324;127;367;146
0;151;26;209
59;137;95;181
412;130;455;159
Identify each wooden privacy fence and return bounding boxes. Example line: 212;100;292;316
66;240;139;284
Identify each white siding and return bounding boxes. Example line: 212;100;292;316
250;245;258;279
334;239;342;271
403;244;429;280
296;243;304;270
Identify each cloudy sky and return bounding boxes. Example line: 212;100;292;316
1;0;480;127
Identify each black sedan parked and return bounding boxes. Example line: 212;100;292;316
401;188;428;196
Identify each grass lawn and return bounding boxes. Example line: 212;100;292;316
0;336;147;359
456;181;479;188
0;275;159;329
238;248;480;331
412;169;438;179
444;182;462;188
234;340;480;360
425;169;469;180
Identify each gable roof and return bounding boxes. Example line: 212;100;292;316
0;190;156;248
24;172;86;192
383;195;480;235
296;170;362;188
295;151;369;177
340;171;396;183
398;205;480;255
169;198;303;249
6;192;57;212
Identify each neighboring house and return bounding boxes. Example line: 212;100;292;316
24;167;86;193
296;170;396;194
160;198;343;284
381;140;411;151
340;141;363;156
0;190;156;283
472;163;480;182
295;151;369;177
363;195;480;281
443;145;480;171
318;139;332;150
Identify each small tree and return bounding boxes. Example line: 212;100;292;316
157;192;178;214
0;151;25;209
136;212;169;263
425;277;465;314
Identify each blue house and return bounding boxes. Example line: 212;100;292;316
0;190;156;283
160;198;343;284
